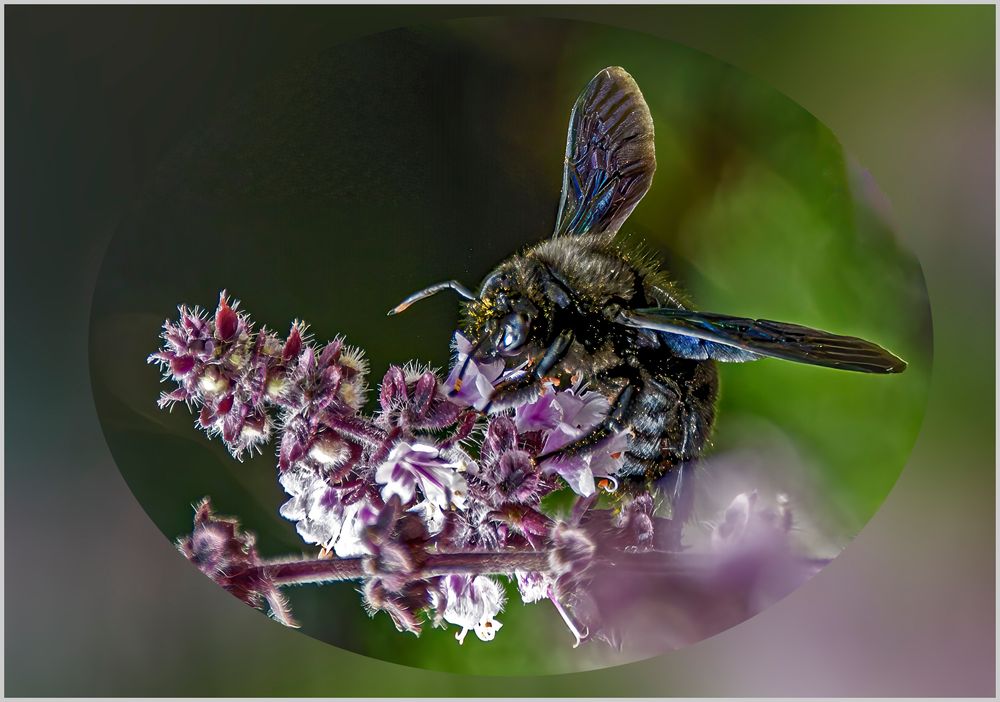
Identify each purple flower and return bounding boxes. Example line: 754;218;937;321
444;333;505;411
486;449;540;504
513;384;562;433
148;293;341;462
523;387;628;496
407;499;447;535
276;339;374;472
332;499;382;558
374;441;470;510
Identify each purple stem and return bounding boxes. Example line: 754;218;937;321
259;549;552;586
254;549;830;588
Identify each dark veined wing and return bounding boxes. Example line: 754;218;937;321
620;307;907;373
553;66;656;238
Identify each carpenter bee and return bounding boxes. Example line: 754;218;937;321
388;66;906;513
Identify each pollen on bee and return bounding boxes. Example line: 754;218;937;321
541;376;561;386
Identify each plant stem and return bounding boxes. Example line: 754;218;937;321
256;549;831;588
260;549;552;586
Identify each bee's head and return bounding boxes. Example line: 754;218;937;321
463;267;543;363
387;261;556;365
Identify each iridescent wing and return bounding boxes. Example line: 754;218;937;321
553;67;656;238
620;307;907;373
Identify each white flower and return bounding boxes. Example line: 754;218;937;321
408;499;447;535
331;499;379;558
437;574;506;644
278;468;340;546
375;441;468;510
278;466;376;554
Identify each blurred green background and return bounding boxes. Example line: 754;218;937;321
7;4;993;695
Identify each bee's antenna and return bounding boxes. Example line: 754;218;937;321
387;280;475;316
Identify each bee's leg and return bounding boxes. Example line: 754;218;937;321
483;329;574;412
535;374;641;463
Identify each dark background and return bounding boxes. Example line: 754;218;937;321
6;5;995;696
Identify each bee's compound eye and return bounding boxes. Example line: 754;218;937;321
499;313;529;355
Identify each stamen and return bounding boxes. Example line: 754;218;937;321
597;475;619;493
449;355;474;396
448;330;492;397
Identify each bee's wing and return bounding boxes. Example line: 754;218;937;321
620;307;907;373
553;66;656;238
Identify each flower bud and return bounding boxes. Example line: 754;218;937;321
169;355;196;377
362;578;430;635
482;416;518;461
198;366;229;395
308;433;350;467
488;449;540;504
379;366;409;411
177;498;296;627
214;292;240;342
283;322;303;362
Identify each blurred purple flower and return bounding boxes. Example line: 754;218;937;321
711;490;792;554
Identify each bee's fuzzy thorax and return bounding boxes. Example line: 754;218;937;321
611;232;693;310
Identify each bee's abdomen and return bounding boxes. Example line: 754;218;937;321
619;360;718;482
620;386;672;479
